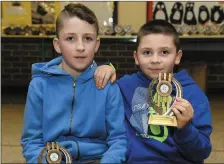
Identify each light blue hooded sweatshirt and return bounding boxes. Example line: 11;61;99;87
21;56;127;163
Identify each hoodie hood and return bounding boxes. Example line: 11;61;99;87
31;56;97;82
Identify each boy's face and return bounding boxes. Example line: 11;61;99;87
134;34;182;79
53;17;100;73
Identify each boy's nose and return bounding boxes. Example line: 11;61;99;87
76;40;85;52
151;54;160;64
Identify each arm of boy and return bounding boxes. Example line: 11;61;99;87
94;65;116;89
172;97;212;162
21;83;46;163
101;84;127;163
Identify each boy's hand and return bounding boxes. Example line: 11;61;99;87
172;97;194;129
94;65;116;89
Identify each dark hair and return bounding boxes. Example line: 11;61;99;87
136;19;180;52
56;3;99;38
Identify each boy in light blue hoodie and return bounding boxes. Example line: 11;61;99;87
21;3;127;163
94;19;212;163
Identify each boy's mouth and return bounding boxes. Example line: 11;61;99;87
149;68;163;73
74;57;86;59
149;68;163;71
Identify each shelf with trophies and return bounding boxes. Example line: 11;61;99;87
2;1;134;39
2;1;224;39
150;1;224;38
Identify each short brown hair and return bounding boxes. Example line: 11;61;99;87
56;3;99;38
136;19;180;52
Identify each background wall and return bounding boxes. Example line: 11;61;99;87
1;1;224;93
118;2;147;33
2;37;224;94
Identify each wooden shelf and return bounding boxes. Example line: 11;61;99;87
1;34;224;39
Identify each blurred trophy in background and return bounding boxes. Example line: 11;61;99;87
114;25;125;36
123;24;132;36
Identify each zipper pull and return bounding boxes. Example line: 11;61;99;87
73;81;76;87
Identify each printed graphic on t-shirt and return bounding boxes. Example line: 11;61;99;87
131;87;168;142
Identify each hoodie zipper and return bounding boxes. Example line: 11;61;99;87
67;80;80;160
69;80;76;134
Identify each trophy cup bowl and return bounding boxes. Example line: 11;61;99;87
114;25;125;36
123;24;132;36
148;73;183;127
197;24;206;35
210;24;222;35
190;25;198;35
181;25;191;35
204;25;212;35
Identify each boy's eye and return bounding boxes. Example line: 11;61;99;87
161;50;169;55
84;36;93;41
143;50;152;55
66;36;73;41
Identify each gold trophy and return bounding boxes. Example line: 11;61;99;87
38;142;72;163
148;73;183;127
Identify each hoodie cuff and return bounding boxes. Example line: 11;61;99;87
174;122;198;145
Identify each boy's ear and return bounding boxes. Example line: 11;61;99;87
95;37;100;54
175;50;182;65
133;51;139;65
53;38;61;54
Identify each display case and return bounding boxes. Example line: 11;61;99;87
1;1;118;37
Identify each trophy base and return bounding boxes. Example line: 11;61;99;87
148;115;177;127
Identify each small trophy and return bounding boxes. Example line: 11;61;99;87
210;23;222;35
38;142;72;163
181;25;191;35
114;25;125;36
190;25;198;35
197;24;206;35
123;24;132;36
101;25;114;35
204;25;212;35
148;73;183;127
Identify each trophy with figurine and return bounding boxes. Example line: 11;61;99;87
148;73;183;127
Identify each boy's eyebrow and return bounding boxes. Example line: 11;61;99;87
140;47;152;50
63;33;76;36
139;47;173;51
63;32;96;36
160;46;171;49
84;33;95;35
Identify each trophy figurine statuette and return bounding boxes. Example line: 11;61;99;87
38;142;72;163
148;72;183;127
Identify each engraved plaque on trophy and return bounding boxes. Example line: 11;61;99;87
148;73;183;127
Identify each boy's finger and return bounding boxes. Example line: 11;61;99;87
98;72;105;88
96;72;103;88
174;101;189;108
110;73;116;83
173;104;186;114
176;97;189;104
172;107;184;120
94;71;100;88
102;72;110;88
